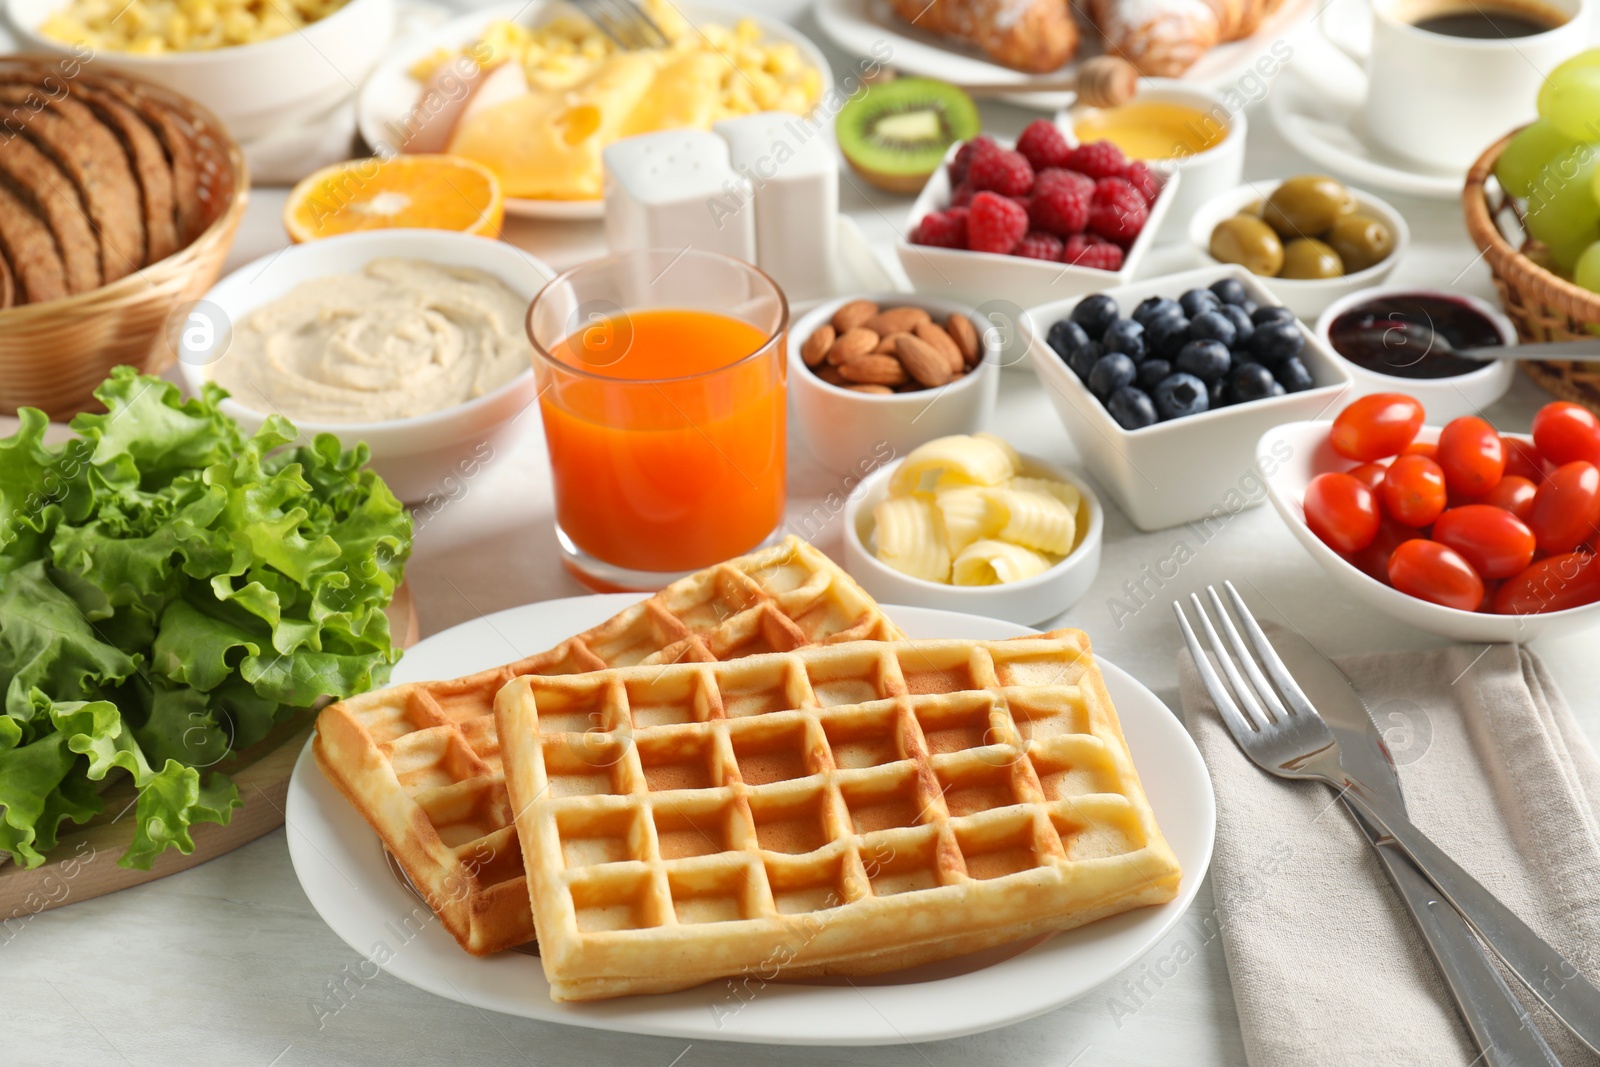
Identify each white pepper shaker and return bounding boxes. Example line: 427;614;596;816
713;112;839;303
602;129;756;262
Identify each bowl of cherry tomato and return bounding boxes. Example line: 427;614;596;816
1257;393;1600;643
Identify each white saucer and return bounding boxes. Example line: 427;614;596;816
1266;51;1464;200
814;0;1316;111
285;596;1215;1045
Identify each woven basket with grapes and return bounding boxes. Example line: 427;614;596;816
1464;48;1600;414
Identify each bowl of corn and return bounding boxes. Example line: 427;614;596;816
9;0;397;141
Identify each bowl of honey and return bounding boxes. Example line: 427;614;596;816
1063;80;1245;243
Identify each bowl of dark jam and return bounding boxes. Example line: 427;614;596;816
1316;287;1516;421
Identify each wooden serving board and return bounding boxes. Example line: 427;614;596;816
0;583;418;920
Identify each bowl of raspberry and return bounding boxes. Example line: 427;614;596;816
898;119;1179;309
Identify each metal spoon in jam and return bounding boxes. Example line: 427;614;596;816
1328;293;1600;379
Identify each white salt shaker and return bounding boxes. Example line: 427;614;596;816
602;130;756;262
713;112;839;303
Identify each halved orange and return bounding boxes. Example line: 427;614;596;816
283;154;505;243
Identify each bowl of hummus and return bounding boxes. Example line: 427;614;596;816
181;229;553;502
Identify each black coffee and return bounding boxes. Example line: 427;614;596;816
1411;3;1565;37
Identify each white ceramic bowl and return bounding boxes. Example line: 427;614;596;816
1313;286;1517;423
897;132;1179;309
1060;79;1247;246
1187;179;1409;321
843;453;1104;626
8;0;396;142
177;229;552;503
789;293;1000;476
1259;420;1600;643
1026;265;1354;532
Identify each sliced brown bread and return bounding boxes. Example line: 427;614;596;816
94;81;204;246
0;87;146;281
0;134;101;294
0;246;14;309
0;181;68;303
78;86;178;266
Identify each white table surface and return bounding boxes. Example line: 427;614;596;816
11;3;1600;1065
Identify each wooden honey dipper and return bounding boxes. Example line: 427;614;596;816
953;56;1141;108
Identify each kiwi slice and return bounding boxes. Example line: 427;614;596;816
836;78;980;195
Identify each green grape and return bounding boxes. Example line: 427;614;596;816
1576;241;1600;293
1498;119;1583;197
1526;144;1600;273
1538;50;1600;142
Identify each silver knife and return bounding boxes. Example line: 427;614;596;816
1270;629;1560;1067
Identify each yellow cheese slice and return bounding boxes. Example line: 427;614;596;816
621;52;724;136
447;53;658;200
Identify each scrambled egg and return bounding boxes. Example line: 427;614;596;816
412;2;824;200
40;0;349;52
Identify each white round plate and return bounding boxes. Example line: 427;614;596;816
286;596;1215;1045
814;0;1315;110
358;1;834;220
1266;55;1462;200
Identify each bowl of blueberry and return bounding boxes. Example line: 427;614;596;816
1027;266;1353;531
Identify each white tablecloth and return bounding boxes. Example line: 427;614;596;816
10;2;1600;1064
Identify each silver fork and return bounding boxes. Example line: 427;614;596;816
566;0;670;49
1175;583;1600;1056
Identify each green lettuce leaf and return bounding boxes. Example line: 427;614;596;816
0;729;82;868
0;368;411;869
0;560;139;723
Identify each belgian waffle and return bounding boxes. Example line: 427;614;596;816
494;630;1182;1001
313;537;904;956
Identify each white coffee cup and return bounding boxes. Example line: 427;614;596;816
1324;0;1588;170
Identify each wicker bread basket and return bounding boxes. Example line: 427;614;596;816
0;57;248;419
1464;127;1600;414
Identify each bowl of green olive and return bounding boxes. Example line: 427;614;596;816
1188;176;1409;320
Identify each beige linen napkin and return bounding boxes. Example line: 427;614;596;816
1179;640;1600;1066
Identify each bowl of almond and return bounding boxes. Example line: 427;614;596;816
789;293;1000;475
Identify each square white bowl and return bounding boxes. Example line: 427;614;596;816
1026;265;1354;532
896;133;1179;309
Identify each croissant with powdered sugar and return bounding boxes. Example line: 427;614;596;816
1087;0;1220;77
887;0;1080;73
1092;0;1287;76
888;0;1281;80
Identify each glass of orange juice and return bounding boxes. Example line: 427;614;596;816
528;249;789;591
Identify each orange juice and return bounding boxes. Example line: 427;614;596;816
539;308;786;574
